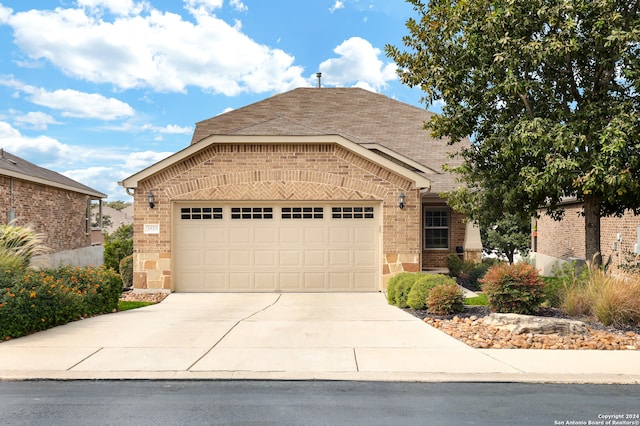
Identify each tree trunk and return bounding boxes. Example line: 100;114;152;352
584;194;602;265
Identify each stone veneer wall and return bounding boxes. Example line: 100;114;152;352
132;143;423;291
0;176;93;252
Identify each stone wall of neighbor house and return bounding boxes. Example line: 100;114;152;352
0;176;93;252
421;201;469;271
131;143;423;291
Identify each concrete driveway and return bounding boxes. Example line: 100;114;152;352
1;293;639;383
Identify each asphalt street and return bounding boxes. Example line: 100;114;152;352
1;381;639;426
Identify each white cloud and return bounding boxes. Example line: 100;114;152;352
0;77;135;120
0;5;12;23
318;37;397;91
329;1;344;13
1;3;307;95
32;89;135;120
124;150;172;170
140;123;193;134
229;0;248;12
12;111;60;130
0;120;174;200
78;0;148;16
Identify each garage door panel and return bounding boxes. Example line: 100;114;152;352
303;227;325;244
205;227;226;243
304;250;326;267
328;228;351;244
328;272;351;290
254;228;276;244
229;272;251;290
204;272;227;290
279;250;301;267
229;250;251;267
354;250;377;267
354;227;377;244
204;250;226;267
280;273;302;290
174;203;380;292
329;249;351;267
229;228;251;244
254;249;277;267
304;272;327;290
279;227;301;244
354;272;377;290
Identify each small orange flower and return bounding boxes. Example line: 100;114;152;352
30;291;37;298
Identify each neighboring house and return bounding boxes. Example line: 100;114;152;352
0;149;106;267
533;199;640;275
99;204;134;234
120;87;482;293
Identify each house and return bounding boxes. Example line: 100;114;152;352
533;199;640;275
0;149;106;267
119;87;482;293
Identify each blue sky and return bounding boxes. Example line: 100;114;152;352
0;0;432;201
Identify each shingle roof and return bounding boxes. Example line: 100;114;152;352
0;149;106;198
191;87;468;192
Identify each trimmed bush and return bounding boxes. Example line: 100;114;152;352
119;255;134;289
427;283;465;315
386;272;412;305
395;273;423;308
480;263;545;314
407;274;456;310
0;265;122;340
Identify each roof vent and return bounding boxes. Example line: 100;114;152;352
316;72;322;88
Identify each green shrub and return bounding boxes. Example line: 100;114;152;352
119;255;134;289
407;274;456;310
480;262;545;314
386;272;412;305
446;254;471;278
427;283;465;315
541;276;565;308
104;224;133;271
0;265;122;340
466;261;492;291
395;273;424;308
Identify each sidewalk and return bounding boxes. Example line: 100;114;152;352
0;293;638;383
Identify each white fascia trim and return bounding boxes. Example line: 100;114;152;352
119;134;431;190
360;143;438;175
2;170;106;199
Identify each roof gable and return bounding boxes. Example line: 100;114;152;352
0;150;105;198
192;88;467;192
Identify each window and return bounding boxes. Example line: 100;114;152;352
181;207;223;220
331;206;374;219
424;208;449;249
282;207;324;219
231;207;273;219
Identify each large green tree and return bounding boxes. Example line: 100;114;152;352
386;0;640;263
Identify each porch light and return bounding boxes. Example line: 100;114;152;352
148;191;155;209
398;193;406;209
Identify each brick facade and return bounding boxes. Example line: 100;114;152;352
132;143;425;291
0;176;93;252
535;203;640;274
421;199;468;270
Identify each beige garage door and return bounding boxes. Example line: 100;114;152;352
174;203;381;292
